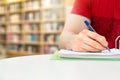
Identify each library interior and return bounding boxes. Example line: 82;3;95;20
0;0;74;59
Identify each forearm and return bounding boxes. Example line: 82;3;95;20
59;14;91;50
59;31;77;50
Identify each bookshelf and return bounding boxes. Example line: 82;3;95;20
0;1;7;58
0;0;74;57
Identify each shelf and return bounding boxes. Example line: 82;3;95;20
9;22;23;24
7;51;38;58
6;41;23;44
0;0;73;57
24;32;40;34
41;5;65;10
0;40;6;43
0;2;7;4
42;42;58;46
9;11;22;14
7;0;22;4
0;32;6;34
23;21;41;23
7;50;40;55
22;9;41;13
0;22;7;25
41;18;65;22
0;13;7;15
41;31;61;34
25;42;40;45
7;32;22;34
23;52;40;55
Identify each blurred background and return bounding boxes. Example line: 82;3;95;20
0;0;74;59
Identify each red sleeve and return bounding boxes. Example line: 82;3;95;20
71;0;91;19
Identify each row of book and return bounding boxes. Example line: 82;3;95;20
8;0;40;12
42;0;63;8
42;8;64;20
6;34;39;43
43;45;58;54
0;43;6;55
6;44;40;53
6;22;63;33
1;0;64;13
43;22;64;32
44;34;60;44
9;10;64;22
9;13;41;22
4;34;59;44
24;45;39;53
0;16;6;23
9;3;21;12
1;44;58;54
6;44;22;52
23;0;40;11
24;23;40;32
7;24;40;33
6;34;22;43
23;12;41;21
7;24;21;33
9;14;21;23
0;34;6;41
0;25;6;33
25;34;39;43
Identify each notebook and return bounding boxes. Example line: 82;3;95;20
59;49;120;59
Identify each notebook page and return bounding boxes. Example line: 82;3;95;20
102;48;120;54
59;49;120;59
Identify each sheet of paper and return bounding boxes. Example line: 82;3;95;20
59;49;120;59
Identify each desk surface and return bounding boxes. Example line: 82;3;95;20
0;55;120;80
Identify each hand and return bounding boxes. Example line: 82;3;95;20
70;29;108;52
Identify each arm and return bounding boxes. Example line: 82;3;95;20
59;14;108;52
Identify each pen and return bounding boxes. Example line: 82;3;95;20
84;20;111;52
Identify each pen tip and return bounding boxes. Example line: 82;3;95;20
106;47;111;52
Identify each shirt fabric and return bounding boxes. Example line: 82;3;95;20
71;0;120;48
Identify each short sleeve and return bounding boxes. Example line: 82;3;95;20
71;0;91;19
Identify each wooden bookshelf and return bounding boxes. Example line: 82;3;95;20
0;0;74;57
0;1;7;58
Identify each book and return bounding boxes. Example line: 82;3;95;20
9;3;21;12
49;46;58;54
10;24;21;33
0;16;6;23
32;0;40;10
43;45;58;54
6;44;22;52
0;25;6;33
0;34;6;41
26;34;38;42
10;14;21;23
25;45;39;53
44;34;55;44
6;34;12;42
0;5;6;14
31;34;38;42
59;49;120;59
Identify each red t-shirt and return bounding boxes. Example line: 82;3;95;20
71;0;120;48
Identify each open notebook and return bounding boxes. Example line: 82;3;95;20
59;49;120;59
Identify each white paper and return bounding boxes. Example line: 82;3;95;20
59;49;120;59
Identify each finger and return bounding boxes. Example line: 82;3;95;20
78;31;105;51
80;42;103;52
84;36;105;50
72;44;87;52
72;42;102;52
82;29;108;47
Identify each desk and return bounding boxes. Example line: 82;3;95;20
0;55;120;80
